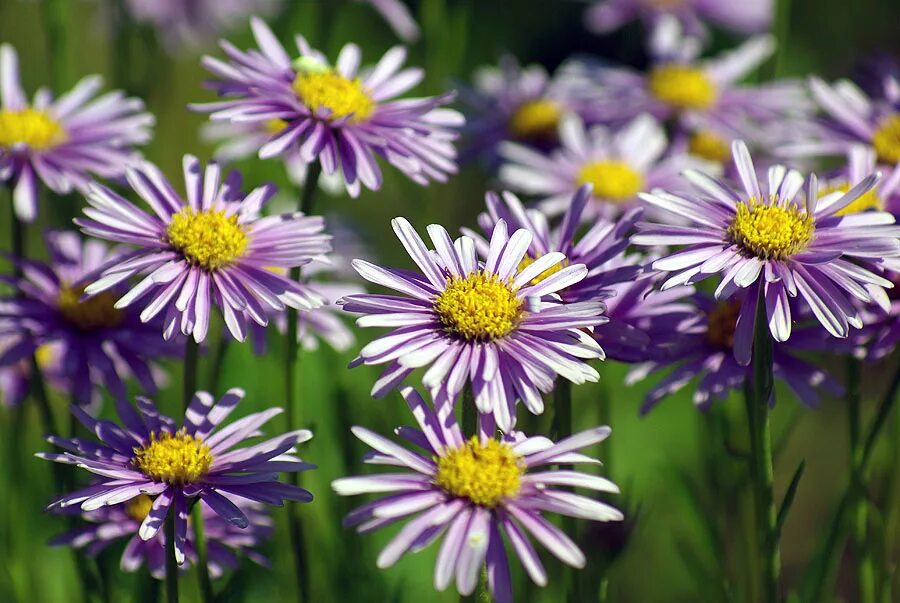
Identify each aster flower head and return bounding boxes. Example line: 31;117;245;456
332;387;622;603
51;495;273;579
341;216;606;432
0;231;177;404
194;18;463;197
76;155;331;344
0;44;153;222
40;388;314;566
499;114;706;219
585;0;772;38
630;291;842;413
633;140;900;364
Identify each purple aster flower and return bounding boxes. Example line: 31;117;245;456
125;0;282;51
463;55;601;159
585;0;772;38
0;231;177;404
0;44;153;222
332;387;622;603
359;0;421;42
193;18;463;197
818;145;900;218
75;155;331;344
340;217;606;431
629;292;842;413
39;388;314;566
632;140;900;364
51;494;272;579
499;115;707;219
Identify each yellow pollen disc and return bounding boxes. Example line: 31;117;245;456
433;271;523;342
705;300;741;349
820;182;883;216
166;208;249;271
509;99;562;140
727;199;815;260
577;160;644;201
264;119;289;135
133;430;213;485
0;108;67;151
648;65;717;110
35;343;55;369
292;71;375;123
57;285;124;331
125;494;154;522
688;130;731;163
518;254;567;285
872;113;900;164
435;437;524;507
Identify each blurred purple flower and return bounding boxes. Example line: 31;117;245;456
0;44;153;222
585;0;772;38
332;387;622;603
0;334;30;406
193;18;463;197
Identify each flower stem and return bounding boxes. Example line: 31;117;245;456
183;338;199;412
553;378;582;601
847;357;875;603
207;334;229;393
192;502;215;603
745;285;779;603
42;0;70;90
164;510;179;603
285;162;321;603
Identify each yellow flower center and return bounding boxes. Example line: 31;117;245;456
509;99;562;140
166;208;249;271
57;285;125;331
688;130;730;163
435;437;524;507
292;71;375;123
34;343;55;369
648;65;717;110
577;160;644;201
133;430;213;485
705;300;741;349
820;182;883;216
433;271;523;342
125;494;154;522
872;113;900;164
727;199;815;260
264;119;289;135
518;254;567;285
0;108;67;151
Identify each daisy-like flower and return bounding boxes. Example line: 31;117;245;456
633;140;900;364
75;155;331;344
464;55;600;158
40;388;314;566
629;292;842;413
585;0;772;38
193;18;463;197
51;495;272;579
332;387;622;603
341;217;606;431
818;145;900;219
499;115;705;219
0;44;153;222
0;231;177;404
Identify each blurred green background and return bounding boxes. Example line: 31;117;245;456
1;1;899;602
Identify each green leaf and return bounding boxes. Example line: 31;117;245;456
776;460;805;536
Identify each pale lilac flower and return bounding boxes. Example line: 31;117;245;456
193;18;463;197
76;156;331;344
332;387;622;603
40;389;314;567
0;44;153;222
633;140;900;364
341;217;606;431
585;0;772;37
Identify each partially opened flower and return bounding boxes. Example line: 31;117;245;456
633;140;900;364
332;387;622;603
629;292;842;413
40;388;314;566
194;18;463;197
0;44;153;222
499;115;704;219
0;231;177;404
341;217;605;431
585;0;772;38
51;494;273;579
76;155;331;343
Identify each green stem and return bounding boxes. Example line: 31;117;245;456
848;358;876;603
164;510;179;603
462;387;476;438
207;335;229;393
182;338;199;412
9;194;25;282
285;162;321;603
746;285;779;603
553;378;581;601
193;502;214;603
111;0;133;93
42;0;70;90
